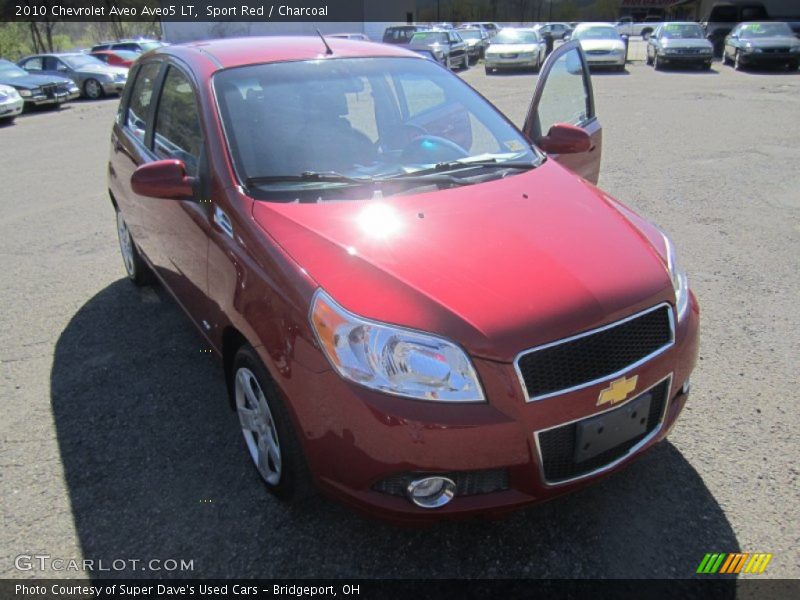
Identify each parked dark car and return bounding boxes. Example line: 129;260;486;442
723;21;800;70
646;22;714;70
18;53;128;99
108;38;697;521
457;27;490;62
382;26;430;46
408;30;469;69
0;59;78;108
90;39;165;54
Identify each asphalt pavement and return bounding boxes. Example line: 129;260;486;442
1;59;798;579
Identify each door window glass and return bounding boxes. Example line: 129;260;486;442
153;66;203;175
23;57;43;71
536;47;590;136
125;62;161;143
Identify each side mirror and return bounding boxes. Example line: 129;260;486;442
131;159;194;199
537;123;592;155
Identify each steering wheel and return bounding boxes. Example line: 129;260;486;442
400;135;469;164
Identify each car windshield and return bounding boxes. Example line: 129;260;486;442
739;23;793;38
459;30;482;40
62;54;105;69
410;32;448;45
213;57;538;198
660;23;704;39
0;61;27;78
574;27;619;40
493;30;538;44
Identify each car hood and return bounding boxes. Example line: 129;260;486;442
251;161;673;362
660;38;713;49
579;39;626;51
744;36;799;48
487;43;539;53
0;73;73;89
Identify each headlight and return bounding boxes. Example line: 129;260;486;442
743;43;754;52
662;233;690;319
6;87;20;99
19;88;33;97
310;290;485;402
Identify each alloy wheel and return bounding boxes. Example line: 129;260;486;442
84;78;103;99
235;367;282;485
116;211;136;277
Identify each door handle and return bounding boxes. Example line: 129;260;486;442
213;206;234;239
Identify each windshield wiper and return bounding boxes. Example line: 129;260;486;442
245;171;371;187
384;158;540;180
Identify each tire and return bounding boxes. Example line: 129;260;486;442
617;64;626;72
232;344;314;502
646;50;653;65
734;50;743;71
788;61;799;71
460;54;469;70
0;116;15;125
484;65;493;75
703;62;712;71
83;78;104;100
116;209;151;286
444;54;452;70
653;53;662;70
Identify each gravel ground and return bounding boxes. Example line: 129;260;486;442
1;59;798;580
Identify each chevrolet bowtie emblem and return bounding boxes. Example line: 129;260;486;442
598;375;638;406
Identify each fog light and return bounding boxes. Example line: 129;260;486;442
406;476;456;509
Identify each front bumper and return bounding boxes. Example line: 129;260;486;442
485;55;538;69
0;97;24;118
272;293;700;523
102;79;127;94
584;52;627;67
739;51;798;65
658;52;713;64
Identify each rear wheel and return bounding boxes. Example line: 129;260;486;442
232;345;314;501
83;78;104;100
116;210;151;286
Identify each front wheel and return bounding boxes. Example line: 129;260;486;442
653;53;662;70
116;210;151;286
734;50;743;71
460;54;469;70
83;78;104;100
233;345;314;501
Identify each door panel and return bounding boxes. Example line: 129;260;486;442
523;41;602;184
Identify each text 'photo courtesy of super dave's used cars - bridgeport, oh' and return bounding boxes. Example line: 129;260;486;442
109;36;698;522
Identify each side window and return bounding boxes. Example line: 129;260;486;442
125;62;161;143
23;57;43;71
535;46;591;136
396;75;446;118
53;59;70;73
153;66;203;175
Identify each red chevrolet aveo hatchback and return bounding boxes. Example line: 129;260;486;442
108;37;699;521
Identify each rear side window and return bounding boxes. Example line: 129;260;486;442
125;62;161;143
153;66;203;175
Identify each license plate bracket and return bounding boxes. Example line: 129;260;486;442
574;393;652;463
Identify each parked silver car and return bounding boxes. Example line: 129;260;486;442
484;28;547;74
18;53;128;99
0;83;23;123
646;23;714;70
571;23;627;71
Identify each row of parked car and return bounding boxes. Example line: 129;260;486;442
0;38;165;124
383;20;800;74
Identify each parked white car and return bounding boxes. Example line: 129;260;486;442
615;15;663;39
572;23;628;71
484;28;547;74
0;83;24;123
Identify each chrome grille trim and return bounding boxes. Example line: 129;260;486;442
514;302;675;402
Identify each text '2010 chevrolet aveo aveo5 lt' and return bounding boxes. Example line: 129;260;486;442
108;37;699;522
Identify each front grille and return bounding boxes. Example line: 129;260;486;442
586;49;611;55
764;47;789;53
536;379;670;483
373;469;509;497
56;83;70;93
516;304;673;400
41;84;56;98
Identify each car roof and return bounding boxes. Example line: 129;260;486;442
574;22;616;29
163;36;420;70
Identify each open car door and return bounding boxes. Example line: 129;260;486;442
522;41;602;184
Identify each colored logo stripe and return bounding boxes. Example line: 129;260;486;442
697;553;772;574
